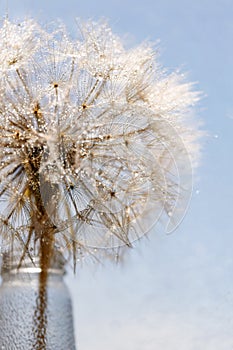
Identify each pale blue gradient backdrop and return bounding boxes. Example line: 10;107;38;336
1;1;233;349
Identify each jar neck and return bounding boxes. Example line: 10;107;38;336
1;250;66;279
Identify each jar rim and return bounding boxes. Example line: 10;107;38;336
1;250;66;276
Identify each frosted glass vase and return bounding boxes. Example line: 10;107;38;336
0;253;76;350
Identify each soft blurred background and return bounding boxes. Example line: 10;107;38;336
1;0;232;349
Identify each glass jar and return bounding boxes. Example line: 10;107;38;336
0;252;77;350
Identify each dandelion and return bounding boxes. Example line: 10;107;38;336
0;17;201;267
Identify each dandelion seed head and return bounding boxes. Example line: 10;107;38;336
0;18;202;265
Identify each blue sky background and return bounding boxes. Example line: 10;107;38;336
1;0;233;349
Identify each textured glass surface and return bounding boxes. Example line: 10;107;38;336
0;269;76;350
